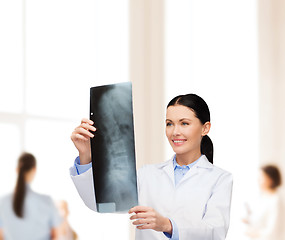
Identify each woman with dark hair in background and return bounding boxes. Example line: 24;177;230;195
243;165;283;240
70;93;233;240
0;152;61;240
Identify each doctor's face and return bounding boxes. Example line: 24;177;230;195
166;105;207;157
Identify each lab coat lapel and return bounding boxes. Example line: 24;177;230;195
176;155;213;187
160;157;175;186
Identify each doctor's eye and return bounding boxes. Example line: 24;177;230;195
182;122;189;126
166;122;173;127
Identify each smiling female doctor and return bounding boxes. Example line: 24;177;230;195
69;94;233;240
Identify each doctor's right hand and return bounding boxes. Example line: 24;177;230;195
70;118;96;165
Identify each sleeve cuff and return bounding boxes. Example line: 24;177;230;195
163;218;179;240
73;156;92;175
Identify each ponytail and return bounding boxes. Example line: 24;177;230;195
13;152;36;218
13;169;26;218
201;135;213;164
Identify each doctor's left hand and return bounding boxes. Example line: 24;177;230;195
129;206;172;234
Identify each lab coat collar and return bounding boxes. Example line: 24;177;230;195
158;157;176;185
178;155;214;186
157;155;213;186
195;155;214;169
157;154;213;170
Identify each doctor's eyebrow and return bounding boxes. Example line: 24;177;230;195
165;118;192;122
166;118;192;122
179;118;192;122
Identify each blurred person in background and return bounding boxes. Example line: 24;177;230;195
0;152;62;240
242;165;283;240
57;200;78;240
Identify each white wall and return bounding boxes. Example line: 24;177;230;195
259;1;285;232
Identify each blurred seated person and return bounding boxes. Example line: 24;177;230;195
57;200;78;240
242;165;283;240
0;152;62;240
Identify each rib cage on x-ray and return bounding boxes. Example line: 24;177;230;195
90;82;138;213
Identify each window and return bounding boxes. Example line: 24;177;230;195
0;0;129;239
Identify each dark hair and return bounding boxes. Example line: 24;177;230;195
261;165;282;190
13;152;36;218
167;94;213;164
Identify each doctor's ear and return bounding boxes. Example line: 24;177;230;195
202;122;211;136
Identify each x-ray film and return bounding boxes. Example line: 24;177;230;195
90;82;138;213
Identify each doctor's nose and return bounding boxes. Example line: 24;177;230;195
172;125;181;136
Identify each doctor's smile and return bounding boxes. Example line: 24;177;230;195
172;139;187;146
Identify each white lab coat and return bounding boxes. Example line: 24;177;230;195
244;192;284;240
70;155;233;240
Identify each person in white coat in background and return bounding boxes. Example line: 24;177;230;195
243;165;283;240
69;93;233;240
